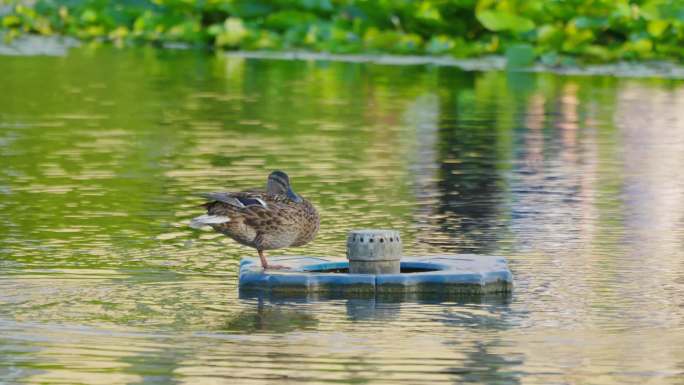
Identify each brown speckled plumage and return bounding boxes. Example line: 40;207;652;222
191;171;319;269
203;192;319;250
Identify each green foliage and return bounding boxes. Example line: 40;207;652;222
3;0;684;63
476;10;535;33
505;43;535;68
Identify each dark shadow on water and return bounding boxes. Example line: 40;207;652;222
239;289;512;322
446;341;524;385
427;68;511;253
121;346;188;385
345;298;402;321
221;297;319;334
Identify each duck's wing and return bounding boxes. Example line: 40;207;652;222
242;194;299;227
199;191;269;209
192;191;271;229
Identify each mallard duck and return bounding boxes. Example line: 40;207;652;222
190;171;320;269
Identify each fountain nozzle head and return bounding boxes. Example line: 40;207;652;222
346;229;402;274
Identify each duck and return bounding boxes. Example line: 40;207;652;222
190;170;320;269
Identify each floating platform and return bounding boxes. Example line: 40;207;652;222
239;255;513;297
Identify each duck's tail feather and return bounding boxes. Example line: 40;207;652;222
189;214;231;229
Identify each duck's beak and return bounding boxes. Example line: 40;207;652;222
287;186;303;203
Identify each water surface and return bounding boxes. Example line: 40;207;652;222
1;47;684;384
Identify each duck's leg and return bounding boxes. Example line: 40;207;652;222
258;249;288;270
258;249;269;269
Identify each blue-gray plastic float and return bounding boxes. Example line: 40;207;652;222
239;254;513;296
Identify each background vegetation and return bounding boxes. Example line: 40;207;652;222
3;0;684;64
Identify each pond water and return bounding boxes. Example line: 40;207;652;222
2;46;684;384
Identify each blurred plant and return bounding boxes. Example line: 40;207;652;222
2;0;684;63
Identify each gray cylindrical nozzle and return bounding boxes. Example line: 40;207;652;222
346;229;402;274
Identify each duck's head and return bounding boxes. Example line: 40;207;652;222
267;170;302;203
